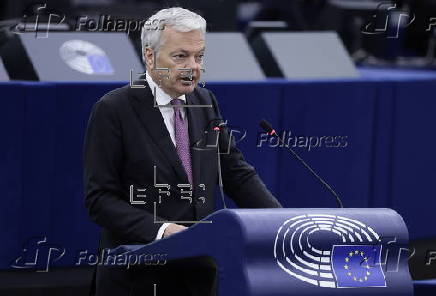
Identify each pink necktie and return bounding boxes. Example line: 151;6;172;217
171;99;193;184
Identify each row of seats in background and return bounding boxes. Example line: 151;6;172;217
1;0;436;82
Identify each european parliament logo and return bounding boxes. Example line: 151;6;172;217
274;214;387;288
59;40;114;75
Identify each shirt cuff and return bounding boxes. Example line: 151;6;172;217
155;223;171;240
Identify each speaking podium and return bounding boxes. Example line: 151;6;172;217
110;208;413;295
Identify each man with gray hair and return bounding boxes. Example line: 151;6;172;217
83;7;281;296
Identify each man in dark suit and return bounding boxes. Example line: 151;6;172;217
83;7;281;296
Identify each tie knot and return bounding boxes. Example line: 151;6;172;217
170;98;183;106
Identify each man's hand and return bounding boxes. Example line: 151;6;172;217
163;223;187;238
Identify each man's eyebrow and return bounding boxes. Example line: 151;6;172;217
171;49;189;54
170;47;206;54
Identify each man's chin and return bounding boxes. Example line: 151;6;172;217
177;82;197;94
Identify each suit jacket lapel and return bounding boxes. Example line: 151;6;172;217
186;90;211;194
186;90;219;219
128;85;189;184
185;91;204;148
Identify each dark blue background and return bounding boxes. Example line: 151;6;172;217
1;68;436;268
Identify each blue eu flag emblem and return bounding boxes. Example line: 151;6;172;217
331;245;386;288
87;54;114;75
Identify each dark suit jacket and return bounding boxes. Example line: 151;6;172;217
83;82;281;295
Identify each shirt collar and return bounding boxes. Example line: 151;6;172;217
145;71;186;105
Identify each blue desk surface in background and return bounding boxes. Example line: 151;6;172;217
1;68;436;268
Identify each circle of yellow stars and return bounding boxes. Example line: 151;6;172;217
343;250;371;282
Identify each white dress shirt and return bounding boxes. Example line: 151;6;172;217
145;72;188;240
145;71;187;146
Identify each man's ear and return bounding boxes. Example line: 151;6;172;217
144;47;155;70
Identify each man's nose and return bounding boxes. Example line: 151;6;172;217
185;56;201;72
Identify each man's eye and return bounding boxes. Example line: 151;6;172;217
174;54;185;59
